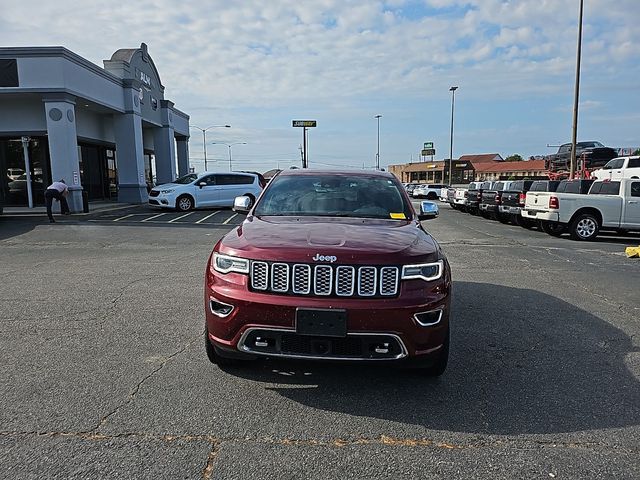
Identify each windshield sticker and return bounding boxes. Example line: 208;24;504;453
390;213;406;219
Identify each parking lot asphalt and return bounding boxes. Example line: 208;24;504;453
1;204;639;479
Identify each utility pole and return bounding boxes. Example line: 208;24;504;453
374;114;382;170
448;86;459;185
569;0;584;179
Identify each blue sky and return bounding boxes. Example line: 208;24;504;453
2;0;639;172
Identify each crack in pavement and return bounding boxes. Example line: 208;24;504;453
202;441;218;480
98;278;148;331
88;334;199;432
0;431;638;454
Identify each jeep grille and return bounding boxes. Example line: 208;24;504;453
250;261;399;298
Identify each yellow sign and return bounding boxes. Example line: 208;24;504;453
390;213;406;219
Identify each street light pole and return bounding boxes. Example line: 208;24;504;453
211;142;247;171
190;125;231;171
569;0;584;179
448;86;458;185
377;116;380;169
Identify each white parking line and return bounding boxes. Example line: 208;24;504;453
113;214;135;222
195;211;219;224
168;212;194;223
141;212;167;222
222;213;238;225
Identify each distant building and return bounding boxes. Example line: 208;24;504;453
388;159;476;184
263;168;282;181
474;160;547;181
457;153;504;164
389;153;547;184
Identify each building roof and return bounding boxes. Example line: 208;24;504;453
262;168;282;179
473;160;545;173
458;153;503;163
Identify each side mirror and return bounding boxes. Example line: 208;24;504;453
233;195;252;214
418;201;439;221
198;182;207;188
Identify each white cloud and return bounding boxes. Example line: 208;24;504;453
1;0;638;168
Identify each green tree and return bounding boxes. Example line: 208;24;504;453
633;149;640;156
504;154;523;162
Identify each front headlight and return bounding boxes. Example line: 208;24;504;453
401;260;443;282
160;189;175;194
213;253;249;274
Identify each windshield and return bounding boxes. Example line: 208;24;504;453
174;173;198;184
254;174;413;220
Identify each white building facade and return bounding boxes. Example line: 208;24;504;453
0;43;190;210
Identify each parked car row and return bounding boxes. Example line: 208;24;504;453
403;183;449;200
442;178;640;241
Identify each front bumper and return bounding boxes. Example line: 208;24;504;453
205;267;451;361
148;193;176;208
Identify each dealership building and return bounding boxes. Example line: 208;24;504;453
0;43;190;211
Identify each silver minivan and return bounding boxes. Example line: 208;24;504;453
149;172;265;211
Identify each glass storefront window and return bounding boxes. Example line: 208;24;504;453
0;137;50;206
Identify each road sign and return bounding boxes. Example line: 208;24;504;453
423;142;434;149
292;120;317;127
421;148;436;156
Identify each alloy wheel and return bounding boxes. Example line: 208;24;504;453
576;218;596;239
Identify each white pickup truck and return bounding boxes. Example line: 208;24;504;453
446;186;468;210
521;179;640;240
591;156;640;181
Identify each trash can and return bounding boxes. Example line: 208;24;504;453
82;190;89;213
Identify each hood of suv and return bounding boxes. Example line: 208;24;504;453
153;182;183;191
218;216;439;264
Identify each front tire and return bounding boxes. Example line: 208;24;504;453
176;195;194;212
427;192;438;200
421;328;449;377
205;328;241;367
569;213;599;241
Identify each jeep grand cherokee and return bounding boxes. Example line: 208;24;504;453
204;169;451;375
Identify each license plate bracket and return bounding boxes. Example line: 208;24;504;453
296;308;347;337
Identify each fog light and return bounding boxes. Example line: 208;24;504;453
374;343;390;354
209;299;234;318
414;309;443;326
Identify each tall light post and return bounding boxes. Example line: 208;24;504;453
190;124;230;171
211;142;247;171
374;114;382;170
448;86;458;185
569;0;584;179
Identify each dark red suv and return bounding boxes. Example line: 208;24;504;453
204;170;451;375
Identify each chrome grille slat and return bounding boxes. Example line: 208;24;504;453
250;261;398;298
271;263;289;292
380;267;399;296
358;267;377;296
292;264;311;294
251;261;268;290
336;266;355;296
314;265;333;296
